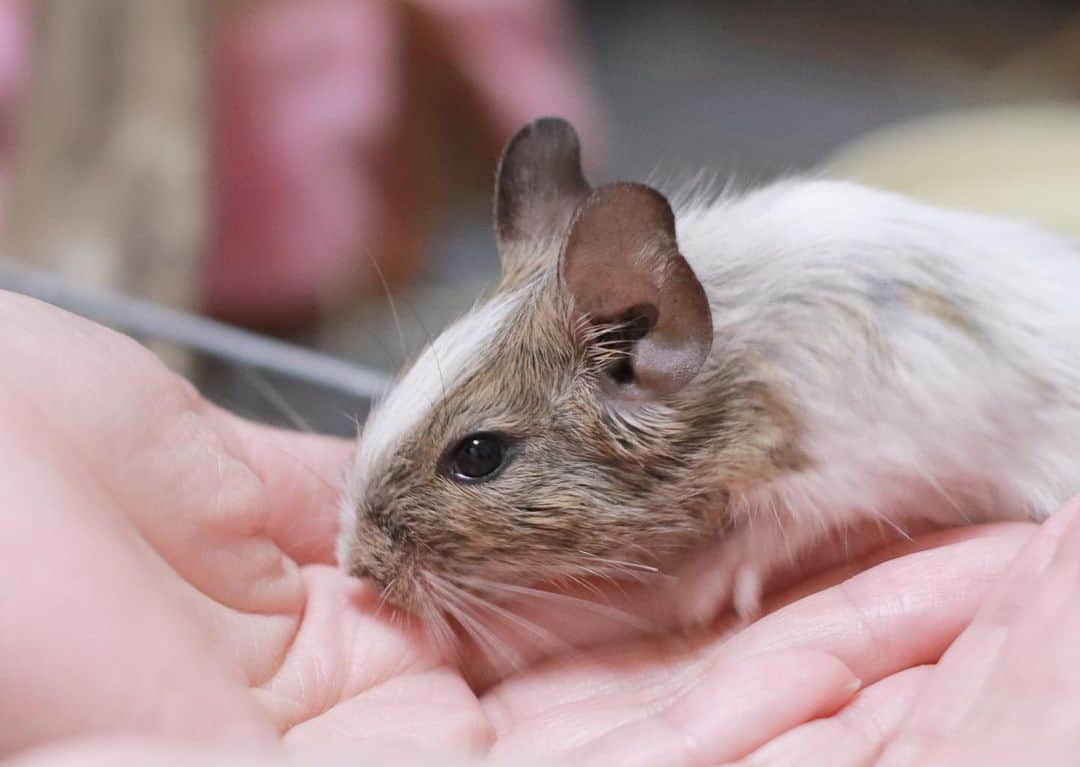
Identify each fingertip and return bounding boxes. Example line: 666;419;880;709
735;667;929;767
1022;493;1080;587
668;649;861;764
209;406;355;565
1049;493;1080;547
973;498;1080;625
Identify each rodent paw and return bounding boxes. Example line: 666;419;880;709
732;565;764;621
673;544;767;629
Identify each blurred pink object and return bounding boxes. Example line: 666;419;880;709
204;0;604;327
205;0;401;326
414;0;603;160
0;0;603;327
0;0;27;221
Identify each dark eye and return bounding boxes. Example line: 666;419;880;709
447;432;508;482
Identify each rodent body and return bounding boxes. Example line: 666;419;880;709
673;178;1080;614
338;118;1080;628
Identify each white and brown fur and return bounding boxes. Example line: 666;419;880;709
339;117;1080;637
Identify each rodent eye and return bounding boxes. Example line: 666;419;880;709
447;432;507;482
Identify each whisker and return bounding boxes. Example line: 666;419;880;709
372;576;395;622
578;553;660;574
573;557;667;590
417;580;460;658
918;466;972;525
530;558;671;590
364;251;411;368
426;574;522;674
766;494;798;567
394;292;447;399
256;439;343;498
561;570;609;600
443;576;575;658
240;367;316;433
864;501;913;543
455;575;653;633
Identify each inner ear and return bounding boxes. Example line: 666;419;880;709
594;304;656;386
561;183;713;401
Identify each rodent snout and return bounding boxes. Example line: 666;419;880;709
343;514;427;610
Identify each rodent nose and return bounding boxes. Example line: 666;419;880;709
348;561;372;580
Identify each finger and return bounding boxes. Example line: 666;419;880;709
726;666;930;767
951;499;1080;723
558;650;859;767
876;500;1080;764
0;423;277;754
717;526;1032;686
991;496;1080;686
483;527;1031;732
6;738;489;767
284;667;492;757
212;407;354;565
4;740;284;767
970;497;1080;626
760;522;1033;615
462;521;1031;687
252;566;450;735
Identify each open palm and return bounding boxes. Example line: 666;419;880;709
0;291;1035;766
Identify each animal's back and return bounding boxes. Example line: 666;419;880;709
674;178;1080;531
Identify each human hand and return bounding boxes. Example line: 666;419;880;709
720;497;1080;767
0;291;1038;766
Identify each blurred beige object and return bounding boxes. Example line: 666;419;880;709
3;0;213;370
826;105;1080;239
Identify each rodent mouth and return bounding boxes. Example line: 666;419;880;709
352;555;438;616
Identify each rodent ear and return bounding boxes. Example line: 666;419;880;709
561;182;713;401
495;117;591;279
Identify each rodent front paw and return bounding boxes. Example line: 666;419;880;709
673;538;766;629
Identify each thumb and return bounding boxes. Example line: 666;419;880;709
211;406;355;566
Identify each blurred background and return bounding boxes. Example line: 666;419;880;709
1;0;1079;435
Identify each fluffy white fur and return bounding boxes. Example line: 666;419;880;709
674;179;1080;616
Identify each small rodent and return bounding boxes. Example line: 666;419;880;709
338;117;1080;634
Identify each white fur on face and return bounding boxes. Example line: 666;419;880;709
337;290;524;565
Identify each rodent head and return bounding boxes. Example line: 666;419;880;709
339;118;775;619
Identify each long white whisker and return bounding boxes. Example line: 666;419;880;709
443;577;574;657
864;501;913;542
579;553;660;574
417;583;458;658
455;575;652;633
241;367;314;433
562;570;610;600
426;574;523;674
767;494;798;567
366;251;410;366
916;465;973;525
372;576;396;622
394;293;448;400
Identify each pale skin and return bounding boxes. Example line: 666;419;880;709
2;290;1079;767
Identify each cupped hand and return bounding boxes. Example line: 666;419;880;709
717;500;1080;767
0;291;1037;766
